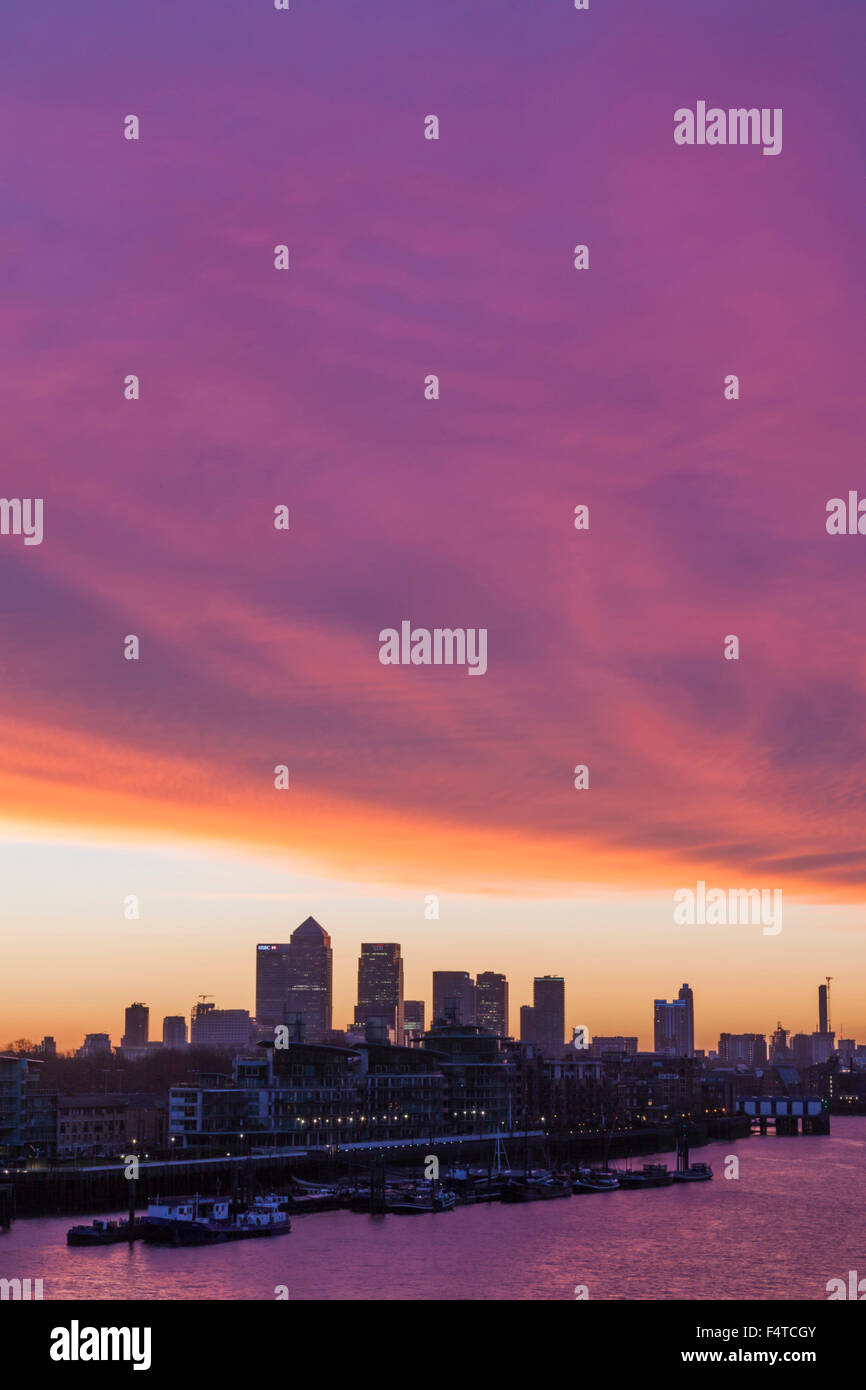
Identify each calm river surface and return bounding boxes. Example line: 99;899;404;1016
2;1118;864;1300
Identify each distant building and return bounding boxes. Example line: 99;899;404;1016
255;944;292;1030
163;1016;188;1050
403;1000;425;1045
355;944;404;1037
432;971;476;1026
76;1034;112;1059
533;977;565;1057
285;917;333;1043
190;1003;253;1051
122;1003;149;1049
519;1005;536;1045
811;1032;835;1065
590;1036;638;1057
718;1032;767;1066
818;983;829;1035
654;984;694;1057
476;972;508;1037
769;1024;792;1064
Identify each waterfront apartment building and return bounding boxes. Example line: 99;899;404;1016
533;976;565;1057
432;971;477;1026
355;943;404;1037
0;1054;55;1157
476;972;509;1037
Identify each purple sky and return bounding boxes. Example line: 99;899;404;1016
1;0;865;899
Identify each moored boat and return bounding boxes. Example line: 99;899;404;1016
572;1167;620;1194
672;1162;713;1182
67;1217;145;1246
385;1184;456;1214
500;1175;571;1202
616;1163;673;1189
143;1193;290;1245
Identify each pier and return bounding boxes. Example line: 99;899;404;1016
736;1096;829;1135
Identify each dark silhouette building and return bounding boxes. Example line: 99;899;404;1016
255;943;292;1029
122;1002;148;1049
533;976;565;1057
355;943;403;1038
476;971;508;1037
285;917;333;1043
433;971;476;1025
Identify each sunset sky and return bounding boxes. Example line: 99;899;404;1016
1;0;865;1050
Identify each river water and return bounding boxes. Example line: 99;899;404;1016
2;1118;863;1300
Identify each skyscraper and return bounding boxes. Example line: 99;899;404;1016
678;982;695;1056
285;917;333;1043
432;971;477;1025
355;943;403;1037
533;976;565;1057
818;982;829;1034
476;971;508;1036
255;943;291;1029
654;985;694;1057
122;1002;148;1048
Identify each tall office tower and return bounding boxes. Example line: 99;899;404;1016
163;1016;188;1049
355;943;404;1037
432;971;477;1025
653;994;691;1056
403;1000;425;1044
255;943;292;1029
678;983;695;1056
791;1034;813;1067
533;976;565;1057
476;971;508;1036
519;1005;536;1044
285;917;333;1043
122;1003;149;1048
818;983;829;1035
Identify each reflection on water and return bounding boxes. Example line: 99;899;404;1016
1;1118;864;1300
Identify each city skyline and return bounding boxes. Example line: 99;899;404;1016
5;907;855;1059
2;0;865;1071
